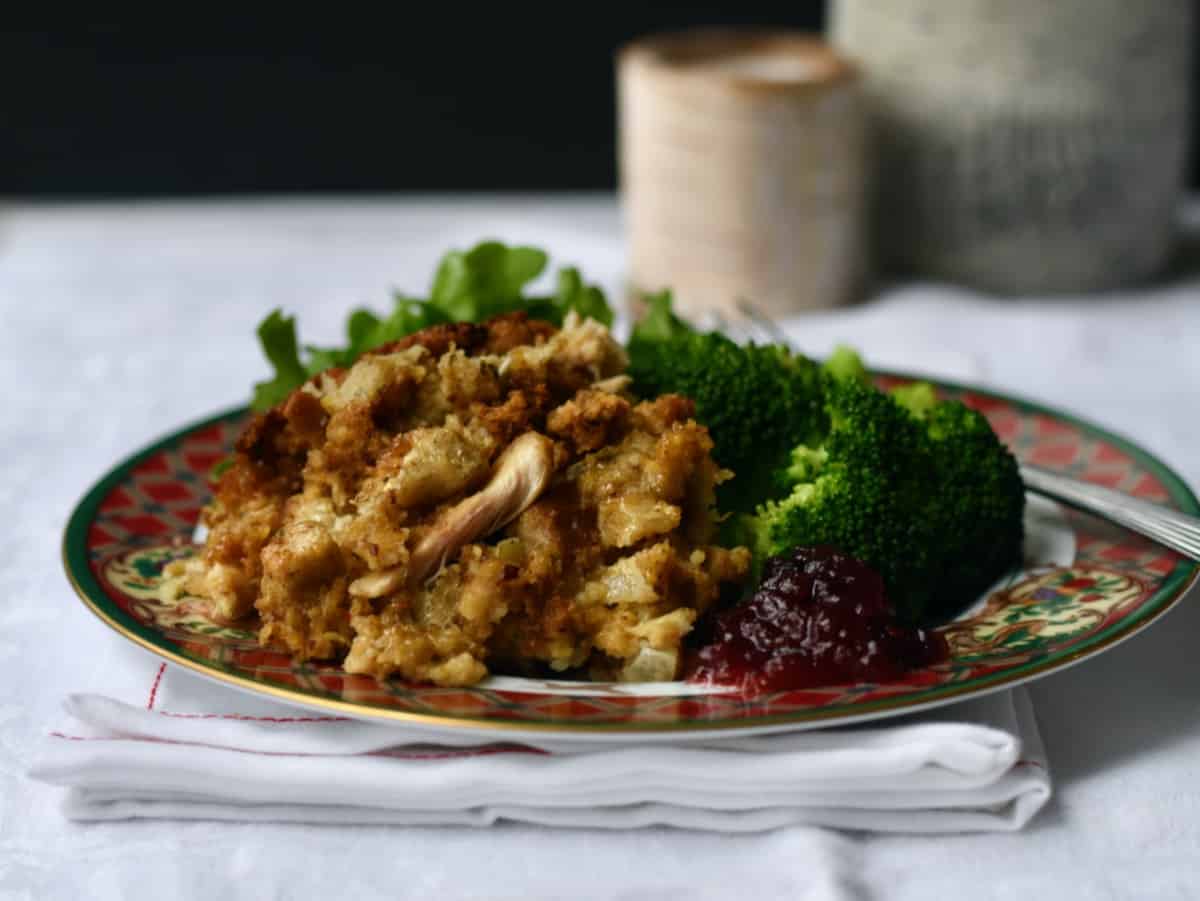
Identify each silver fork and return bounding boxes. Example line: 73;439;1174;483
732;298;1200;562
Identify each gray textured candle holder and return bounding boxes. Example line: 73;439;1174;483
831;0;1193;294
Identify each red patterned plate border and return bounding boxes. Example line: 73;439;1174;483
63;374;1200;737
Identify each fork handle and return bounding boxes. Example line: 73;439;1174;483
1019;464;1200;561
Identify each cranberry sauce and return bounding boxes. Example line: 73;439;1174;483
688;546;946;694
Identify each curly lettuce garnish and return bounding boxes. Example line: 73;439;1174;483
251;241;613;412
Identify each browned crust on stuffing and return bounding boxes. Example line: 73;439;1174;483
547;388;633;454
367;312;556;361
186;313;749;686
372;321;489;359
480;311;557;354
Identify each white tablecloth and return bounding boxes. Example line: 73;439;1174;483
4;196;1199;899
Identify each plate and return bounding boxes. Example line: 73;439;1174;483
63;375;1199;740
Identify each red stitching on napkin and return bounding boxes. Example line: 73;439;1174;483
1016;759;1046;771
48;732;314;757
47;731;337;757
46;731;326;756
155;711;349;723
51;732;176;745
140;662;346;721
140;661;346;722
146;663;167;710
48;734;336;753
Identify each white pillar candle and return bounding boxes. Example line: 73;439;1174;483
618;30;869;317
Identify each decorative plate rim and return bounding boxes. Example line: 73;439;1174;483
62;372;1200;735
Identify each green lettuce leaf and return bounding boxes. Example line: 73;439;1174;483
366;296;451;348
247;241;614;412
252;310;308;411
628;290;694;345
549;266;613;327
430;242;548;321
304;308;383;374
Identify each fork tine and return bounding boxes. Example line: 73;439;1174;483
735;297;794;349
694;309;720;332
720;309;755;344
729;315;760;346
693;307;749;342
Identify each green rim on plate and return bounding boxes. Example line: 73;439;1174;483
63;373;1200;734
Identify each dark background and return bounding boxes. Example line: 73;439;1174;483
5;8;1197;196
1;8;822;195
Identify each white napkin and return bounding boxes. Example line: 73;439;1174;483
32;292;1050;833
30;658;1050;833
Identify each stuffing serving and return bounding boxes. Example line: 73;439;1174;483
180;309;750;686
179;241;1025;692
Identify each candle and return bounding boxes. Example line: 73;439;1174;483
618;30;870;317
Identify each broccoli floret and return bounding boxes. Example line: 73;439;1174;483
627;327;827;512
743;376;1024;622
822;344;870;386
889;381;938;418
626;293;874;512
626;295;1023;620
918;399;1027;613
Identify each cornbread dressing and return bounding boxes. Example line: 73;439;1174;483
180;313;750;686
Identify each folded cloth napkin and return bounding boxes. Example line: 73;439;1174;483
30;658;1050;833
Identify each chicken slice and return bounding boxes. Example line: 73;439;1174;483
408;432;561;584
